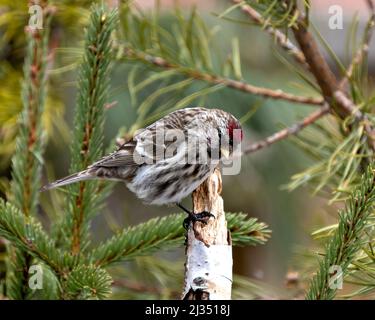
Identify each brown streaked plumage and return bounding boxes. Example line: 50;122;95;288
41;107;243;209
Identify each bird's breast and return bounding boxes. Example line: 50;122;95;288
125;163;213;205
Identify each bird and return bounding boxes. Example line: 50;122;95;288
41;107;243;228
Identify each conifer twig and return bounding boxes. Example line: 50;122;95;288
63;6;117;255
0;200;68;275
290;4;375;151
339;0;375;90
306;164;375;300
122;48;323;106
7;0;52;299
243;104;330;154
91;212;270;267
231;0;308;69
233;1;375;152
11;0;52;218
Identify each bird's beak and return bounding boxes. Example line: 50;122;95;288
220;147;230;159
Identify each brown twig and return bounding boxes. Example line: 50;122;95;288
229;1;375;153
122;48;323;106
289;3;375;151
292;20;339;101
333;91;375;150
232;0;308;69
243;104;330;154
231;1;375;151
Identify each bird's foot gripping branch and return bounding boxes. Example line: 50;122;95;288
183;168;232;300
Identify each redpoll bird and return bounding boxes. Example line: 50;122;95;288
41;107;243;227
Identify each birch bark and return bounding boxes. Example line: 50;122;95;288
182;168;232;300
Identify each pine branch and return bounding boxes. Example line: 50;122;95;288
64;265;112;300
91;212;270;267
226;212;271;246
306;164;375;300
289;4;375;151
233;2;375;152
61;5;118;255
7;0;52;299
10;1;52;219
121;48;323;106
231;0;308;69
0;199;73;276
243;104;330;154
339;0;375;90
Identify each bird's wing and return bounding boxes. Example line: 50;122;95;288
89;140;138;168
90;108;213;169
89;126;189;168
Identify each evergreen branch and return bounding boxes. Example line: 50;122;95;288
231;0;308;69
64;265;112;300
10;0;52;218
237;2;375;152
8;0;52;299
339;0;375;90
0;199;72;276
63;5;118;255
289;4;375;151
121;48;323;106
92;213;270;267
285;118;371;201
226;212;271;246
243;104;330;154
333;91;375;151
236;0;299;29
306;164;375;300
291;12;345;115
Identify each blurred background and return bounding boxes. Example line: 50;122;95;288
1;0;374;299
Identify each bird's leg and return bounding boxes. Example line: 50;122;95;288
176;203;215;230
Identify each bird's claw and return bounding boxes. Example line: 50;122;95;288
183;211;215;230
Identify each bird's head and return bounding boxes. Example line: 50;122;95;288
216;112;243;159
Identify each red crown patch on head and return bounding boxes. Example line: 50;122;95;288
227;119;243;142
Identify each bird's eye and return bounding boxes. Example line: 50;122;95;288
217;128;222;142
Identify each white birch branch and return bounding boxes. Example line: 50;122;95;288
182;168;232;300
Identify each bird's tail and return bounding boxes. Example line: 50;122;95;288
40;170;93;192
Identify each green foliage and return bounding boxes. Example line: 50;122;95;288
0;197;269;266
65;265;112;300
244;0;300;28
59;5;118;254
0;4;120;300
0;197;270;299
227;212;271;246
5;0;358;299
6;2;52;299
0;64;22;169
217;0;375;300
92;213;270;267
115;3;245;132
282;2;375;203
10;6;51;218
286;116;371;202
109;256;276;299
0;199;75;274
0;2;71;169
306;164;375;300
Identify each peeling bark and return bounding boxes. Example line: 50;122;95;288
182;168;232;300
